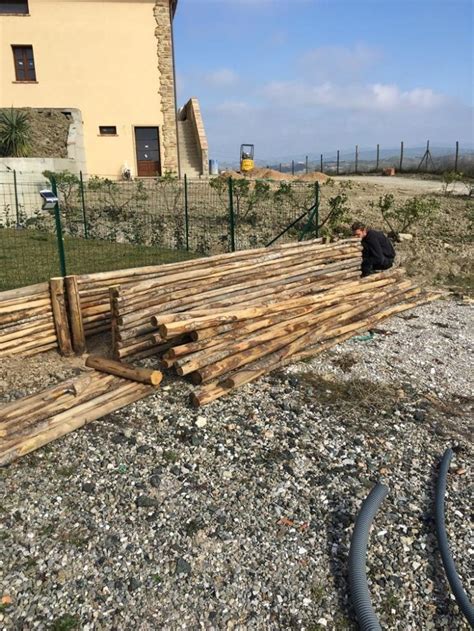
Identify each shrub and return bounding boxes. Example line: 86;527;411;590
0;108;31;157
371;193;439;236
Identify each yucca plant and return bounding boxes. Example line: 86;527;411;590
0;108;31;157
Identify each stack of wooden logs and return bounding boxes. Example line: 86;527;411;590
0;282;58;358
0;357;162;465
148;270;439;406
73;238;358;344
109;238;363;360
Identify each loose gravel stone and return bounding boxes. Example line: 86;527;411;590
0;299;472;630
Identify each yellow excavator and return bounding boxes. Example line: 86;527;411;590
240;144;255;173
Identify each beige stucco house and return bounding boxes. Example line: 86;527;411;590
0;0;208;178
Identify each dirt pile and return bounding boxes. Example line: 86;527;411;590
297;171;330;183
0;108;70;158
218;168;330;183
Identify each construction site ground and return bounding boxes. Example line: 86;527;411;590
0;174;473;630
1;296;473;630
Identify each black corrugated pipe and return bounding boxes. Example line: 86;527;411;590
435;448;474;627
348;482;389;631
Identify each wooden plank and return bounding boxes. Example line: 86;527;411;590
49;278;73;356
65;275;86;355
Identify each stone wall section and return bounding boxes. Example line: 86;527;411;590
154;0;179;175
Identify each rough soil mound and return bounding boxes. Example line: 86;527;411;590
297;171;330;183
218;170;245;180
0;108;70;158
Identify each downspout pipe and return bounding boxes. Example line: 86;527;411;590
348;482;389;631
435;448;474;627
170;1;181;179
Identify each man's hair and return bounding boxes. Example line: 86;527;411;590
351;221;367;233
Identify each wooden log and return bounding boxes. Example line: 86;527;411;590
189;284;425;405
109;285;121;359
83;324;111;337
223;289;428;391
116;336;189;361
157;272;402;339
177;296;383;379
49;278;73;356
0;372;111;422
0;374;116;437
74;237;344;286
0;305;52;327
65;275;86;355
0;282;50;302
0;321;55;345
0;296;51;314
0;380;157;466
111;243;361;306
115;248;361;315
0;333;59;357
85;355;163;386
117;256;362;330
17;342;59;358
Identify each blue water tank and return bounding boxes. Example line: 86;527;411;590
209;159;219;175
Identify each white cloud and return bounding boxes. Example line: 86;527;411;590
300;43;381;81
214;100;252;114
203;68;239;87
261;80;447;112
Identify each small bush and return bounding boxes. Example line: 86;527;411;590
0;108;31;157
371;193;439;237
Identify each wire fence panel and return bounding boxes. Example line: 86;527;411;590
58;177;195;276
186;179;230;255
0;177;62;290
1;174;350;291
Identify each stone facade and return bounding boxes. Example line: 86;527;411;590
154;0;179;175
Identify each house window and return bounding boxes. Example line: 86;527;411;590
99;126;117;135
12;45;36;81
0;1;29;14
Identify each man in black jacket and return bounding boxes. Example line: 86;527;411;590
351;221;395;277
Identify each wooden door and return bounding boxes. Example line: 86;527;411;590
135;127;161;177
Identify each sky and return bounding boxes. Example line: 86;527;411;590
173;0;474;165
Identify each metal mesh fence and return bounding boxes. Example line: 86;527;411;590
1;173;328;291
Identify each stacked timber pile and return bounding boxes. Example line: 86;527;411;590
0;357;162;465
148;270;439;406
0;282;58;358
74;238;358;342
109;238;363;360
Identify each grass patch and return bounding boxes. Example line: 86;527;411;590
285;372;400;414
0;228;199;291
50;614;80;631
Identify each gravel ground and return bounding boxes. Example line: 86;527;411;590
0;298;473;630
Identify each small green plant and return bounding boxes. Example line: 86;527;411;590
163;449;178;463
0;108;31;157
441;170;463;195
50;614;80;631
319;192;351;236
371;193;439;236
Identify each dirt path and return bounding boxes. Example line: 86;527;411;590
334;175;470;195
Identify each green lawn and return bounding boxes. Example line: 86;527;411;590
0;228;199;291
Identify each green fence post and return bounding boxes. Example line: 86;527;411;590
79;171;89;239
184;174;189;251
51;175;67;277
13;170;20;228
228;177;236;252
399;141;404;172
298;182;320;242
